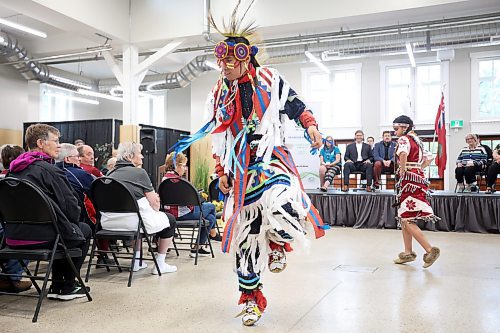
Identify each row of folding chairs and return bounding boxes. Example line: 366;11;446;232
0;176;214;322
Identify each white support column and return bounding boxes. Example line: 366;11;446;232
122;44;140;125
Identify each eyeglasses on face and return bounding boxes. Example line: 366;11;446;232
45;138;60;144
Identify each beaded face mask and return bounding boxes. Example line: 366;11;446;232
214;41;258;68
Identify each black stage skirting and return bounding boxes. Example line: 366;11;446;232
307;190;500;233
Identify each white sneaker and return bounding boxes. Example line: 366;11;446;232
132;261;148;272
152;261;177;275
457;183;465;192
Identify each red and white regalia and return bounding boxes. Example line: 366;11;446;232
395;132;441;224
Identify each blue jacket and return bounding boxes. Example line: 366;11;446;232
373;141;396;162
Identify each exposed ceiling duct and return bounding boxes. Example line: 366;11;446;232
2;12;500;94
0;32;50;82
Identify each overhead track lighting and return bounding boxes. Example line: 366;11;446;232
0;46;113;66
405;42;416;67
50;75;92;90
305;50;330;74
0;17;47;38
45;92;99;105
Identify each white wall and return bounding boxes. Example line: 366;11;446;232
0;66;29;130
166;87;191;131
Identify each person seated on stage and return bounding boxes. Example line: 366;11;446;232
477;134;493;169
343;130;374;192
102;142;177;274
372;131;396;189
485;144;500;194
0;145;24;178
366;136;375;150
8;124;91;300
162;152;221;258
455;133;487;193
77;144;103;178
319;136;341;192
74;139;85;147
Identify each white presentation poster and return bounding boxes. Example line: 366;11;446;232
283;118;320;190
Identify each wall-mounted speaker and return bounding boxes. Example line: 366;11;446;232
140;128;157;154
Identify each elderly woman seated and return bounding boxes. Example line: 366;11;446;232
101;142;177;274
455;133;488;193
319;136;341;192
486;144;500;194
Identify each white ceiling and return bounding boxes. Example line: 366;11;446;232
1;0;500;81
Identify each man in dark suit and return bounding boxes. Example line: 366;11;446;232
372;131;396;189
343;130;374;192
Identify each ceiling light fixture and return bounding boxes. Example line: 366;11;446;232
305;50;330;74
0;17;47;38
405;42;416;67
45;92;99;105
77;89;123;102
50;75;92;90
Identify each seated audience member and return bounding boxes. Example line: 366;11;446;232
477;134;494;168
486;144;500;194
343;130;374;192
102;157;117;175
0;224;32;293
77;144;103;178
8;124;91;300
0;145;24;178
162;152;220;258
372;131;396;189
74;139;85;147
319;136;341;192
455;133;487;193
55;144;94;211
0;145;32;292
102;142;177;274
366;136;375;150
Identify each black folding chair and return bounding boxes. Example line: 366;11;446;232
207;178;223;234
0;177;92;322
85;177;162;287
158;177;214;265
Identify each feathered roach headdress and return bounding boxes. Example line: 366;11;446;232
208;0;261;68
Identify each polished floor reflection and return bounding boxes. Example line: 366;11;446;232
2;228;499;333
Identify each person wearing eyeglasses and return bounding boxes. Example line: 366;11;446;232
455;134;487;193
7;124;92;300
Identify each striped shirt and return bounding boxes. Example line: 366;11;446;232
456;146;487;166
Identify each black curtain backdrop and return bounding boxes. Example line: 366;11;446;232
23;119;119;149
139;124;189;189
308;190;500;233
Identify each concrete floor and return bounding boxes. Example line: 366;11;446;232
1;228;500;333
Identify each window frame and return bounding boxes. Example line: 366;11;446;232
379;57;449;129
301;63;362;138
470;50;500;126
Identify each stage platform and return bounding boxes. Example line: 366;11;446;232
307;189;500;233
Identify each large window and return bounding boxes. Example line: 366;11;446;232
471;53;500;120
302;64;362;135
137;93;166;126
381;60;448;127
